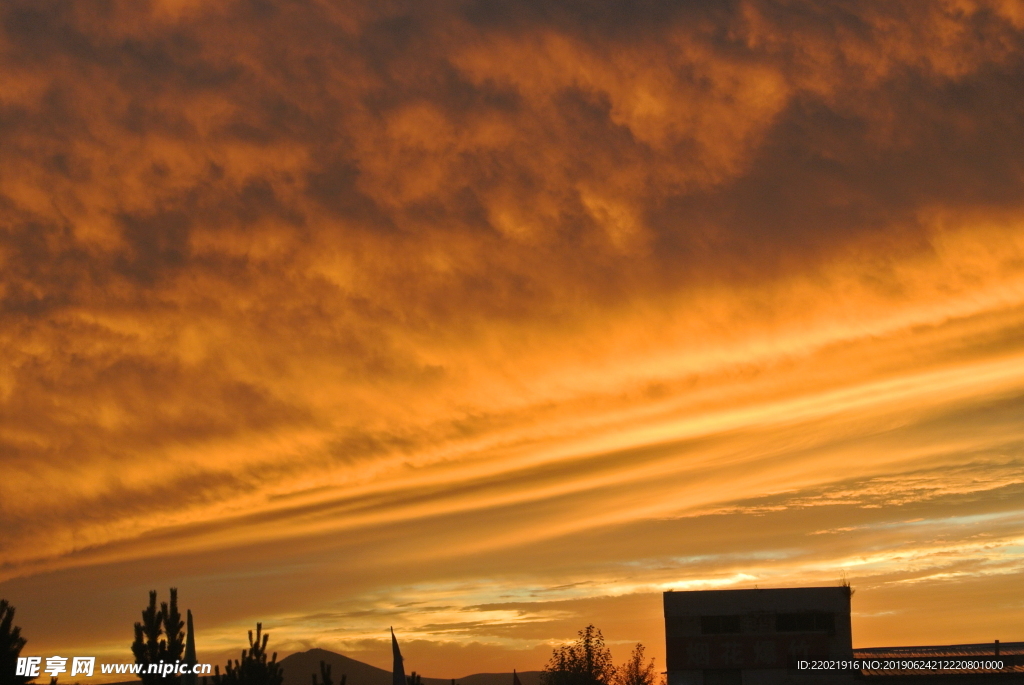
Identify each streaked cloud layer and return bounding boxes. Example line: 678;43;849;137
2;0;1024;677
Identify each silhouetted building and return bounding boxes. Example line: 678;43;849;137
664;587;1023;685
665;587;854;685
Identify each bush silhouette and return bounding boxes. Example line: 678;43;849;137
613;645;655;685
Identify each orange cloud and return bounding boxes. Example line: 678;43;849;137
2;0;1024;676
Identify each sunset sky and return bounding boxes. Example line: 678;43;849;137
2;0;1024;679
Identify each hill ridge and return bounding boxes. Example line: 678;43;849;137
278;648;541;685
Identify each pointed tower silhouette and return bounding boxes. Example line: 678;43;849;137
391;627;406;685
182;610;198;685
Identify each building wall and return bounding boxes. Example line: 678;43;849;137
664;587;854;685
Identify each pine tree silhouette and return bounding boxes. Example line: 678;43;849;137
162;591;185;671
311;660;345;685
208;623;283;685
1;600;31;685
132;589;186;685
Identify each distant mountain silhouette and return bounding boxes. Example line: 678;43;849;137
97;648;540;685
278;649;541;685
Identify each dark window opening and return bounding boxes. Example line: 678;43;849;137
775;612;835;633
664;617;688;636
703;669;742;685
701;615;742;634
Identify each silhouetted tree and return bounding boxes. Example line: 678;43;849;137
1;600;32;685
132;589;186;685
311;660;344;685
406;672;422;685
613;645;655;685
162;592;185;670
207;623;283;685
541;625;616;685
